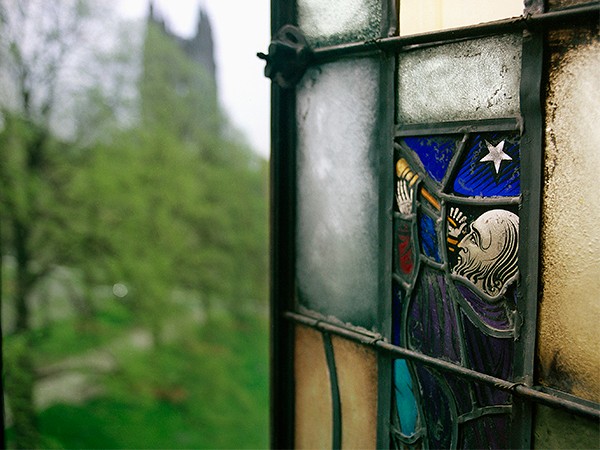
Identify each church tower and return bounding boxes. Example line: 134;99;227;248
183;9;217;84
147;2;217;87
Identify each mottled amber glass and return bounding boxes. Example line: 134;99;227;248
332;336;378;449
538;26;600;403
294;325;333;449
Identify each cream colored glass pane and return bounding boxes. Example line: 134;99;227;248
295;325;333;449
538;29;600;403
533;404;600;449
400;0;523;36
332;336;378;450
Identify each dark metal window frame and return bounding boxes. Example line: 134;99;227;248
267;1;600;448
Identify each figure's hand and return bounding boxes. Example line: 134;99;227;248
396;179;414;215
447;206;467;238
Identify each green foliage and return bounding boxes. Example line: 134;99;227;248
1;2;269;448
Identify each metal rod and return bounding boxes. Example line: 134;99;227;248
395;118;520;137
311;3;600;63
284;311;600;421
512;23;546;449
438;194;522;206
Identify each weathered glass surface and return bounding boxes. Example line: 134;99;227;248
331;336;378;449
296;59;381;328
537;27;600;403
392;132;520;448
418;213;442;262
391;284;420;440
397;34;522;124
294;325;333;449
533;404;600;449
393;220;417;284
459;415;511;449
393;359;418;437
399;0;523;36
401;136;458;184
297;0;382;47
547;0;590;9
452;133;521;197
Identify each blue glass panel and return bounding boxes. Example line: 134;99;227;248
394;359;418;437
403;136;457;183
453;133;520;197
392;283;403;346
418;212;441;262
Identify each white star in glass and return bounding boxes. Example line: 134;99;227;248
479;140;512;174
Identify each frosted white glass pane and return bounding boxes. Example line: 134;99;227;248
298;0;382;47
538;29;600;404
296;59;380;328
400;0;523;36
397;34;522;124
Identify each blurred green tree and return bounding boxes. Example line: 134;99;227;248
0;1;267;447
0;1;101;446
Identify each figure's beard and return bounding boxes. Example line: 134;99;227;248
454;249;483;283
453;249;498;295
454;249;504;297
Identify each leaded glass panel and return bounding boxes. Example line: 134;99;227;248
294;325;333;449
533;404;600;449
451;133;521;197
296;58;383;328
392;126;520;448
268;1;600;448
537;26;600;404
547;0;591;10
297;0;382;47
397;34;522;124
331;336;378;449
399;0;523;36
400;136;459;184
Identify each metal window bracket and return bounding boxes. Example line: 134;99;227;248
258;25;313;89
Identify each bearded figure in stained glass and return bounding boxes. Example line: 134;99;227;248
450;208;519;299
392;134;521;449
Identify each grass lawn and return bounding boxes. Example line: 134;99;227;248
6;308;269;449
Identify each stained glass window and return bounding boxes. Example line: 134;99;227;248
266;1;600;448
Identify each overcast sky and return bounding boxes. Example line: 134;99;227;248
117;0;271;158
